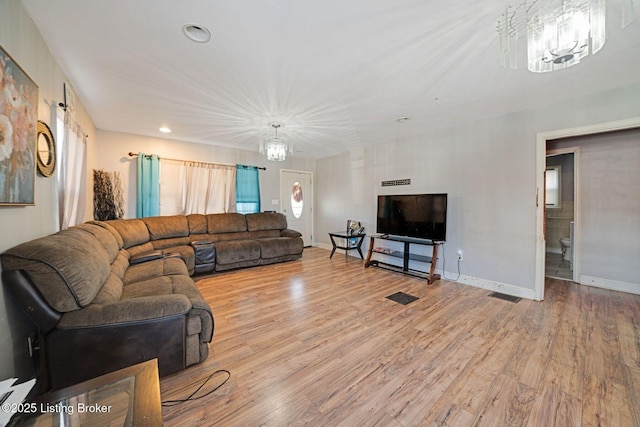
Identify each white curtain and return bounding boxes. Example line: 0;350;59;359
57;112;87;230
159;160;183;215
159;160;236;215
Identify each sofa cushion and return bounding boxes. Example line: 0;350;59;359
258;237;304;259
121;274;213;342
75;223;120;263
248;230;281;239
281;229;302;238
126;242;155;258
207;213;247;234
161;245;196;276
0;228;111;312
110;250;130;280
123;257;189;285
214;240;260;265
122;276;176;299
246;212;287;231
58;293;193;328
207;231;251;243
187;214;208;234
142;215;189;240
151;236;191;250
92;272;124;305
106;219;150;249
87;221;124;249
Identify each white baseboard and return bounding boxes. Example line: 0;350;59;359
314;245;639;299
316;242;364;258
437;269;539;301
580;275;640;295
316;242;332;251
315;245;538;300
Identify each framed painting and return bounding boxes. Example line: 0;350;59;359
1;44;38;205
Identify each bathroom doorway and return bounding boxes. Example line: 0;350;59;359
545;148;579;282
534;118;640;300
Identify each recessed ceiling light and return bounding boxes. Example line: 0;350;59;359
182;24;211;43
159;127;172;133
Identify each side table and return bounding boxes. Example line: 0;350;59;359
8;359;162;426
328;231;366;261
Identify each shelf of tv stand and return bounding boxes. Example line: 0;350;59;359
365;235;442;284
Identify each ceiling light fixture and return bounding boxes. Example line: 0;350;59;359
159;127;172;133
182;24;211;43
497;0;635;72
260;123;292;162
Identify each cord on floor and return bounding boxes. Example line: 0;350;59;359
161;369;231;407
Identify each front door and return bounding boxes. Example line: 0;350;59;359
280;170;313;246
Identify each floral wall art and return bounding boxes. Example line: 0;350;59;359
0;45;38;205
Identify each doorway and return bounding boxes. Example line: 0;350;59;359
544;149;578;282
280;170;313;247
534;117;640;300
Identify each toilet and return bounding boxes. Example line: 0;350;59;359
559;221;574;264
560;237;571;261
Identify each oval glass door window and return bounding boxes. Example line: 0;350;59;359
291;182;303;218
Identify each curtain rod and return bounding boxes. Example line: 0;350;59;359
127;152;266;170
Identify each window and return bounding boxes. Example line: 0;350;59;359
545;165;561;209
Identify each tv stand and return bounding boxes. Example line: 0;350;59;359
364;235;442;284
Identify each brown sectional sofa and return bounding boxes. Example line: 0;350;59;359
1;212;303;392
99;212;303;274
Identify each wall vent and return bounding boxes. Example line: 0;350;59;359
381;179;411;187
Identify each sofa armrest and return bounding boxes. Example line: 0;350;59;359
129;250;163;265
281;229;302;238
1;270;62;333
58;294;192;328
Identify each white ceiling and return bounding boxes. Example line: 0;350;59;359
22;0;640;159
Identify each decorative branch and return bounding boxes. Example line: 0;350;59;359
93;169;124;220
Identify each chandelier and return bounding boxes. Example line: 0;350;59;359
261;123;292;161
498;0;635;72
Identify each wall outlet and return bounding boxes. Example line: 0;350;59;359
457;250;463;261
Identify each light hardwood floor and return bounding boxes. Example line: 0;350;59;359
160;247;640;426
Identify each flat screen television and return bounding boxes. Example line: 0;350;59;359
376;193;447;241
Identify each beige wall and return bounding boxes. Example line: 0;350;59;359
316;84;640;299
0;0;97;381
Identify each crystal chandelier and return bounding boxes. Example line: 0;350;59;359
498;0;635;72
261;123;292;161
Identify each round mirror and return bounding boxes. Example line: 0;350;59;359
36;120;56;177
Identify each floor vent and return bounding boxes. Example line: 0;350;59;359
386;292;419;305
488;292;521;303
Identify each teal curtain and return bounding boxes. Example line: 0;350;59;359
236;165;260;214
136;153;160;217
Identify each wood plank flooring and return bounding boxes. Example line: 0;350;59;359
160;247;640;426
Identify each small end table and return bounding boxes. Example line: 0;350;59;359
328;231;366;261
9;360;162;426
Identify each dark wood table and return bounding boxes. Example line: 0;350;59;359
328;231;367;261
